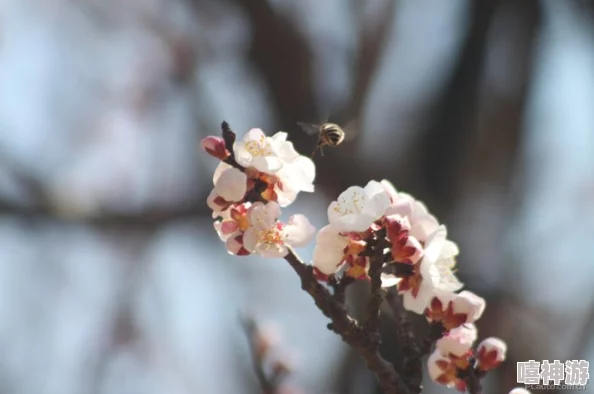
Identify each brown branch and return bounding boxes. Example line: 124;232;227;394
217;121;408;393
283;247;410;394
363;254;385;336
384;291;423;393
465;364;483;394
0;199;208;229
329;275;355;305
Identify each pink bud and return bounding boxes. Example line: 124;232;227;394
476;337;507;371
427;350;463;390
201;136;230;160
384;214;411;241
436;324;477;357
452;291;486;323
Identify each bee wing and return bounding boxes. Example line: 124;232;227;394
341;119;362;142
296;122;320;136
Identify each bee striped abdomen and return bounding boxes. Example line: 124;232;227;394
320;123;345;147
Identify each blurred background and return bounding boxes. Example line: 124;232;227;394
0;0;593;393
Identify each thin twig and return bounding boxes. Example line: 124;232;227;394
242;317;277;394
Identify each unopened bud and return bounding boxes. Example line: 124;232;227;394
436;324;477;357
476;337;507;371
201;136;230;160
453;291;486;323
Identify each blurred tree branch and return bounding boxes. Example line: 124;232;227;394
414;0;501;212
232;0;318;127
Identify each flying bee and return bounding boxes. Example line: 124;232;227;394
297;121;351;158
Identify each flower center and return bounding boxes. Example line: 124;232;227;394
333;191;366;216
259;228;283;245
244;137;271;157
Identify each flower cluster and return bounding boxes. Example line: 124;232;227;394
428;325;507;391
313;179;470;314
204;124;509;393
312;179;508;391
203;128;316;257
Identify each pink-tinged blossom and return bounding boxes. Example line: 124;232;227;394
312;224;349;275
476;337;507;371
213;203;251;241
328;180;391;232
426;290;486;330
243;202;315;258
201;136;230;160
436;324;478;357
427;349;469;391
399;226;463;314
381;179;440;243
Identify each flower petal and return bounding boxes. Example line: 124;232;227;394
213;162;233;184
282;214;315;247
233;142;252;168
214;168;247;202
381;273;402;288
423;225;447;264
312;225;348;275
242;228;258;252
249;202;281;230
402;282;434;314
256;243;288;258
252;156;283;174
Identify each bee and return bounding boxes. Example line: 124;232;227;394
297;121;348;157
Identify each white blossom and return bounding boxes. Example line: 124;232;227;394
275;155;316;206
401;226;463;314
436;324;477;357
243;202;315;258
328;180;390;232
273;135;316;193
312;225;349;275
233;128;284;174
